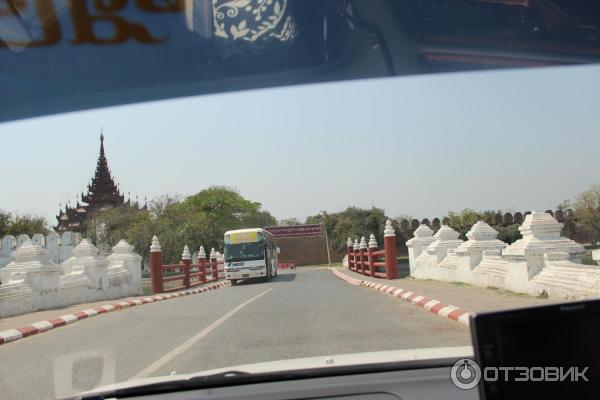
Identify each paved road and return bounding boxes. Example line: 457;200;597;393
0;269;469;399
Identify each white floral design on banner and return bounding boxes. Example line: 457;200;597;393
213;0;295;42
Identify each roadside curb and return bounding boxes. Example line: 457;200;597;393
0;280;230;347
330;269;472;327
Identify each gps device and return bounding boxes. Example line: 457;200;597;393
470;299;600;400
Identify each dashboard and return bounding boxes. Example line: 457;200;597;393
110;364;478;400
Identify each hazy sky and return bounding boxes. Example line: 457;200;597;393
1;64;600;227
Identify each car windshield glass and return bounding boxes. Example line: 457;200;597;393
225;242;264;262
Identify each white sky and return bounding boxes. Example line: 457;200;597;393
1;64;600;226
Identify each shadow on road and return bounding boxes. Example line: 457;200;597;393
272;273;297;282
236;273;297;285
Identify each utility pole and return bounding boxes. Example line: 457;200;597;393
322;211;332;268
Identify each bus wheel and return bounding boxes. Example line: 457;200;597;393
230;279;238;286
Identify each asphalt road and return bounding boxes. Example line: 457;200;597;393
0;269;470;399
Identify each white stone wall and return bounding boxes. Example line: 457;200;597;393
0;237;142;319
0;231;82;270
408;212;598;300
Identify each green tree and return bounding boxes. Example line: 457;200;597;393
278;218;302;226
120;187;277;263
496;224;522;244
86;206;153;260
0;210;11;237
574;185;600;246
4;214;48;237
445;208;482;239
557;200;572;211
305;207;405;254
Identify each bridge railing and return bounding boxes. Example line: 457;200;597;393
149;237;223;294
347;219;397;280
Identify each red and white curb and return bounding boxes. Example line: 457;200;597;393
331;269;472;326
0;280;230;346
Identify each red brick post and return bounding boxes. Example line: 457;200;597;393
368;234;377;276
210;248;218;281
182;245;191;288
198;246;207;283
383;220;398;279
359;236;367;274
347;237;353;270
352;239;359;272
150;235;164;294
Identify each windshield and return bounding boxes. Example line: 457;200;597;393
224;242;265;262
2;1;600;400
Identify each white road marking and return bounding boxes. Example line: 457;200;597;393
130;288;274;380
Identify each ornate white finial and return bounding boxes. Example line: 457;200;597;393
414;224;434;238
353;239;359;250
150;235;161;252
384;219;395;237
210;248;216;259
466;221;498;241
359;236;367;249
198;245;206;259
182;245;191;260
112;239;134;254
435;225;460;241
347;237;353;247
71;239;99;258
368;234;378;248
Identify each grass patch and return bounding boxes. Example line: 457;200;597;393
142;282;153;296
581;253;597;266
537;289;549;299
486;285;530;298
450;281;469;287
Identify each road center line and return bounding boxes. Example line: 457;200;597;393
130;288;273;380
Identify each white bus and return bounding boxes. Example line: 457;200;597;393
223;228;278;285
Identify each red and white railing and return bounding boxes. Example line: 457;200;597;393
149;237;224;294
347;220;398;280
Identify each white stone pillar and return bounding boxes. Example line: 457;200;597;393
60;232;77;263
414;225;463;280
0;235;16;270
17;234;30;248
503;211;585;293
455;221;507;283
406;224;434;277
107;240;143;295
63;239;109;291
32;233;46;248
46;231;61;264
1;240;62;311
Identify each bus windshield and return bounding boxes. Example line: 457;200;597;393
224;242;265;263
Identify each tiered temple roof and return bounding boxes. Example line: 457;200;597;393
55;134;144;233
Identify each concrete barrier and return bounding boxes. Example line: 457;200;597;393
408;212;598;300
0;238;142;319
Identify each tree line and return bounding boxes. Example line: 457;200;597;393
3;184;600;264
